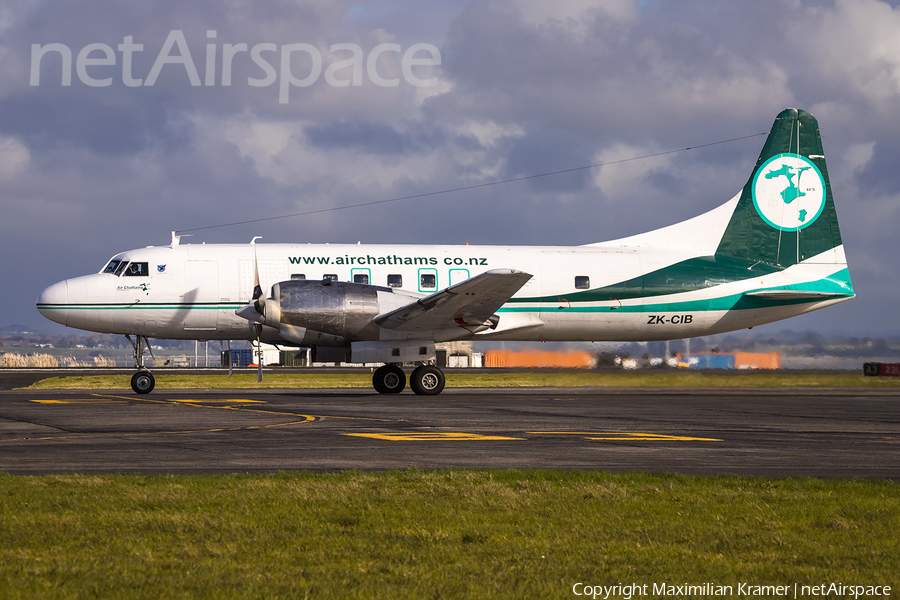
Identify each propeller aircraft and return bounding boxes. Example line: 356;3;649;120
36;109;854;395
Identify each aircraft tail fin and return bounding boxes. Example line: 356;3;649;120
716;108;845;268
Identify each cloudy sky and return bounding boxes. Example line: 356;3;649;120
3;0;899;335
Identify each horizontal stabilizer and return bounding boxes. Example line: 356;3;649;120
743;290;853;300
374;269;532;332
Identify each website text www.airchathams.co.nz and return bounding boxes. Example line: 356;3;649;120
287;255;489;267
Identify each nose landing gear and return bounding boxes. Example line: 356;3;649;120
130;370;155;394
126;334;156;394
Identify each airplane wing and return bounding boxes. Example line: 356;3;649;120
374;269;533;333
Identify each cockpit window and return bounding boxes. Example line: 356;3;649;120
122;262;149;277
103;260;122;274
113;261;129;276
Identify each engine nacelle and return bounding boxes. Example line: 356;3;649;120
271;279;397;340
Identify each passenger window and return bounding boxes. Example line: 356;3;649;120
103;260;121;274
290;274;306;280
122;262;149;277
323;274;338;282
575;276;590;289
387;274;402;288
353;273;369;285
420;273;436;289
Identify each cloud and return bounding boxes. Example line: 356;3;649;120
432;2;793;145
789;0;900;111
591;143;677;202
0;135;30;180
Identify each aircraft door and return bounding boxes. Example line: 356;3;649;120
183;260;219;331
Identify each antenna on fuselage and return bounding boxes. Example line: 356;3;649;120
250;236;262;244
170;231;192;248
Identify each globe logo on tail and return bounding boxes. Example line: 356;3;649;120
751;153;826;231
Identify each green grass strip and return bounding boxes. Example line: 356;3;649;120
0;471;897;599
23;370;900;390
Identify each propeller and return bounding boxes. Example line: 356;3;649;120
234;238;265;383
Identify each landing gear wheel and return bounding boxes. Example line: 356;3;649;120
410;365;445;396
373;365;406;394
131;371;155;394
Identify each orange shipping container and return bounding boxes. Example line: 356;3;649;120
733;352;780;370
484;350;596;368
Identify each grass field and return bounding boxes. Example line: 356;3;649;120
22;370;900;390
1;471;897;599
10;371;899;597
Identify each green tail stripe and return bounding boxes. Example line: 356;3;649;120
751;267;852;296
510;254;782;305
499;268;853;314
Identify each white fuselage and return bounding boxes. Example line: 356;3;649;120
35;240;850;344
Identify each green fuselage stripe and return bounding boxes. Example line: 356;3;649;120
36;303;244;311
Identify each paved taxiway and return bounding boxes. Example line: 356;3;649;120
1;386;898;477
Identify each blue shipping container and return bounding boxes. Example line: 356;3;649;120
689;354;736;369
222;349;254;367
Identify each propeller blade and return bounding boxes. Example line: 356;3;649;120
235;303;264;323
235;238;266;324
252;242;264;314
234;239;266;384
256;336;263;383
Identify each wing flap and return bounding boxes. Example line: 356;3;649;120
374;269;533;332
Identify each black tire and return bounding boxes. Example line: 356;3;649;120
373;364;406;394
410;365;445;396
131;371;155;394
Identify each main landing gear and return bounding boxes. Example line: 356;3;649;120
126;334;155;394
372;364;445;396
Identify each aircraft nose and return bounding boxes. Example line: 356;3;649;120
36;280;68;326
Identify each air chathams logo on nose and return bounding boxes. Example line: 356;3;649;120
752;153;826;231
